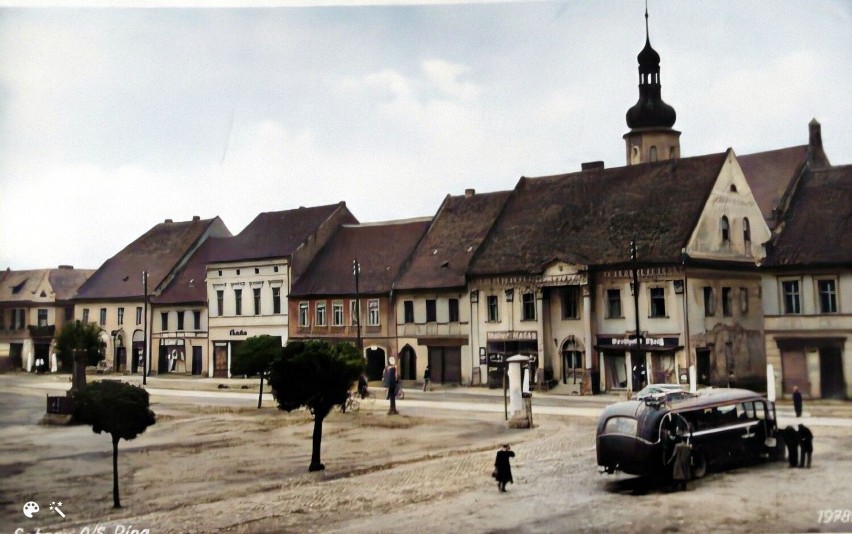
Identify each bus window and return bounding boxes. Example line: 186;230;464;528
754;401;767;420
739;402;756;420
604;416;638;436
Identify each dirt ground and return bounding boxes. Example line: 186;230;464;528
2;385;851;534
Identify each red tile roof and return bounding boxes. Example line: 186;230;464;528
291;218;432;297
395;190;511;291
765;164;852;268
75;217;230;300
210;203;355;263
737;145;807;223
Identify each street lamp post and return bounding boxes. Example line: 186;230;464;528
142;270;148;386
352;259;362;352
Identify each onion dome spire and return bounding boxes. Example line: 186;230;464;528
626;4;676;129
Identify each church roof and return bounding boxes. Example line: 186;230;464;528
468;152;729;276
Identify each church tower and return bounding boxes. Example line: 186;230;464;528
623;6;680;165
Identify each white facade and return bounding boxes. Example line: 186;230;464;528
206;259;290;377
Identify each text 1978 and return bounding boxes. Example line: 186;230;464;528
818;510;851;524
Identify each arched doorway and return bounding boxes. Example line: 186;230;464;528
132;330;145;374
365;346;386;381
114;331;126;372
560;336;585;385
399;345;417;381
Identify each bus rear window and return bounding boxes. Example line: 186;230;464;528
604;416;637;436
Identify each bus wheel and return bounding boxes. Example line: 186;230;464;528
691;450;707;479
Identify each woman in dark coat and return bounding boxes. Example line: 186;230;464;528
782;425;799;467
494;444;515;492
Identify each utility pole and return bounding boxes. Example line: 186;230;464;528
142;270;148;386
352;259;362;353
630;239;644;391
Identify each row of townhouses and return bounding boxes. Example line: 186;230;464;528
2;23;850;400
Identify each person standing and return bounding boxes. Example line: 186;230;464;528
384;357;399;415
423;364;431;392
671;438;692;491
494;444;515;492
782;426;799;468
798;424;813;468
357;374;368;399
792;386;803;417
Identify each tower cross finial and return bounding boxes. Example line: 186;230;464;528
645;0;650;41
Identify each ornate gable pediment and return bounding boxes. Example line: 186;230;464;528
685;150;770;264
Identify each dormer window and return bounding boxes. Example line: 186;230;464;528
721;216;730;242
730;184;738;193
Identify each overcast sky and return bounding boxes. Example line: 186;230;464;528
1;1;850;271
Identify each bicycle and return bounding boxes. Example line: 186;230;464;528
340;391;360;413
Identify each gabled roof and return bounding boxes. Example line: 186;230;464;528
151;237;225;305
75;217;230;300
469;152;729;276
764;165;852;268
49;267;96;301
291;218;432;297
1;267;94;303
737;145;808;223
395;190;512;291
210;203;355;263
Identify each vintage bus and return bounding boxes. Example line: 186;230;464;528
596;388;784;478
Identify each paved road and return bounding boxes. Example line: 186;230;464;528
3;373;850;427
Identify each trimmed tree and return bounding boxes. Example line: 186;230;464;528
74;381;156;508
232;335;283;409
54;320;104;392
268;340;363;472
